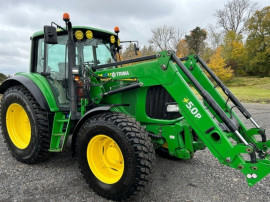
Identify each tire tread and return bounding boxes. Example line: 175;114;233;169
76;112;155;201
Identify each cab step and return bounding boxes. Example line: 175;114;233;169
49;112;72;152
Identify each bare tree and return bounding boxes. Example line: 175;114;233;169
215;0;257;35
149;25;184;52
207;24;224;50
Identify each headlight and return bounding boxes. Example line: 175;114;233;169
86;30;93;39
72;67;79;75
166;103;179;112
110;35;115;43
75;30;84;40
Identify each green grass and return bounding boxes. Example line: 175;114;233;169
221;77;270;104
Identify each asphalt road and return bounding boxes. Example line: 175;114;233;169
0;103;270;202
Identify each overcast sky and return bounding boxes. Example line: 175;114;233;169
0;0;268;75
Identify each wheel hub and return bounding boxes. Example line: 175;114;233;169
87;134;124;184
6;103;31;149
106;147;120;164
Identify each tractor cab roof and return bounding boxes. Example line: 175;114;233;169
31;26;117;39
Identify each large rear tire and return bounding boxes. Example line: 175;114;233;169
0;85;52;163
76;112;155;200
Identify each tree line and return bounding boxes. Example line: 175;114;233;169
120;0;270;81
0;73;9;83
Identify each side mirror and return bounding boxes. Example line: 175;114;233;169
44;26;58;44
134;43;139;55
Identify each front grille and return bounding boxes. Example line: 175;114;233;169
146;85;181;120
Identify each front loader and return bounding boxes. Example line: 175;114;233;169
0;13;270;200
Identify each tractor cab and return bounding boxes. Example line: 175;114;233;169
31;24;119;109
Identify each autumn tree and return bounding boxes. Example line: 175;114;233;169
140;45;156;56
245;6;270;76
200;47;215;63
215;0;257;35
221;31;247;75
149;25;184;52
208;47;233;81
121;43;142;61
185;27;207;55
176;39;189;58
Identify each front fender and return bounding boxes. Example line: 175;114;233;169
71;106;116;154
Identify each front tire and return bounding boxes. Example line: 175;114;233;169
76;112;155;200
0;85;51;163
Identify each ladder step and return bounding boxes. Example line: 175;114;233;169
49;148;62;152
53;133;65;137
56;119;69;123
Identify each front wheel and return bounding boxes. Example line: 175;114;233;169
76;112;155;200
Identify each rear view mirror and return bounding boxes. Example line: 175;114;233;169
134;43;139;55
44;26;58;44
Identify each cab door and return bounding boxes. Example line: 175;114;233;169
35;35;70;109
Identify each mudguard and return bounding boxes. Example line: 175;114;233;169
0;76;49;111
71;106;116;154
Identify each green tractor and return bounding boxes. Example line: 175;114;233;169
0;13;270;200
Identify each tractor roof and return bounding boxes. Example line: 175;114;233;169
31;26;116;39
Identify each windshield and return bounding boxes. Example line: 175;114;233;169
76;38;116;67
36;35;116;74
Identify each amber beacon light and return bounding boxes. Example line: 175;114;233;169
114;26;120;34
63;13;70;22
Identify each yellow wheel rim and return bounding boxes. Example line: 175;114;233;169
87;134;124;184
6;103;31;149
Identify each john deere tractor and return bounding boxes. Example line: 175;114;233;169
1;13;270;200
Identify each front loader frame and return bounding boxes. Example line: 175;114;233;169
85;50;270;187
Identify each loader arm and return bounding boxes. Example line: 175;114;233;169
89;51;270;187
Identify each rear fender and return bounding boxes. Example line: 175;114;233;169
0;76;50;111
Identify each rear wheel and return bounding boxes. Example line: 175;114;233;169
0;85;51;163
76;112;155;200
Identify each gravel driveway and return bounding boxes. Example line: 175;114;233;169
0;103;270;202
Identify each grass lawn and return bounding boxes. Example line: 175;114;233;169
222;77;270;104
0;76;270;104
